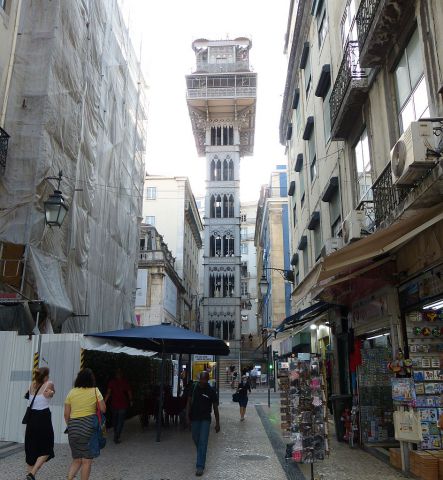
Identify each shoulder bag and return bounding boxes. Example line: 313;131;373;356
22;383;43;424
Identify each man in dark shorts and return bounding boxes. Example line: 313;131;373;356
186;371;220;476
104;368;132;444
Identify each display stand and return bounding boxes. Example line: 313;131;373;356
284;354;329;478
406;311;443;450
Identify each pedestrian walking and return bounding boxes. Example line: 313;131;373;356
230;369;238;389
186;371;220;476
104;367;133;443
23;367;55;480
237;375;251;421
64;368;106;480
250;367;258;389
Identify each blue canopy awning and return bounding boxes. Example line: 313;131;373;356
276;302;332;333
86;323;230;356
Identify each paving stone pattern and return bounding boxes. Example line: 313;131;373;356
1;396;286;480
0;391;409;480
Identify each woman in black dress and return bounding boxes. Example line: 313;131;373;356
24;367;55;480
237;375;251;421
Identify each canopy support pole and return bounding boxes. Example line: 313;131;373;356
156;345;165;442
215;355;219;398
177;353;183;396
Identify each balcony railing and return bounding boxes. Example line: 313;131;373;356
0;127;10;174
372;162;409;227
330;41;370;138
356;0;410;67
356;0;382;53
187;86;256;99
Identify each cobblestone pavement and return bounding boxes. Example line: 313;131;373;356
262;392;408;480
1;392;287;480
0;390;409;480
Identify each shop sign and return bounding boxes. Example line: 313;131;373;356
399;265;443;309
193;354;214;362
297;353;310;360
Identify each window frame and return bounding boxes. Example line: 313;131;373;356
145;186;157;200
308;131;317;183
393;29;429;134
352;127;373;205
145;216;155;226
317;2;329;48
323;86;332;143
304;55;312;96
313;222;323;261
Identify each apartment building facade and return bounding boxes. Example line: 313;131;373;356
142;175;203;330
279;0;443;468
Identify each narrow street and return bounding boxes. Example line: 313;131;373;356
1;390;407;480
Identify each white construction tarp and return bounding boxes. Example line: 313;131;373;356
29;247;73;326
0;0;147;333
80;336;156;357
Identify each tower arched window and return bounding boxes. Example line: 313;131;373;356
210;195;215;218
223;194;229;218
228;194;234;217
228;159;234;180
229;126;234;145
210;127;220;146
210;235;215;257
209;274;215;297
215;159;221;180
222;160;228;181
215;195;222;218
209;321;215;337
223;235;234;256
210;159;215;181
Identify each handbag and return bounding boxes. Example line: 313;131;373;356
232;392;240;403
22;383;43;424
95;389;106;449
88;389;106;457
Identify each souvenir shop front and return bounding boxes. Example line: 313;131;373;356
347;289;400;449
397;264;443;453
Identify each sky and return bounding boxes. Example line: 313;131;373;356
121;0;290;202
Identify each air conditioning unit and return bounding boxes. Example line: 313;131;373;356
342;210;365;244
321;237;343;257
391;121;436;185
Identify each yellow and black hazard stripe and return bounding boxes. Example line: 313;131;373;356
80;348;85;370
33;352;39;372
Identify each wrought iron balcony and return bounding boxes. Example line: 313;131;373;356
372;162;409;227
356;0;412;67
330;41;370;140
0;127;10;174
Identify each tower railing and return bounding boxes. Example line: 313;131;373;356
187;86;256;99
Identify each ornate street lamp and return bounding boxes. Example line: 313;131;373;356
44;170;69;227
259;273;269;296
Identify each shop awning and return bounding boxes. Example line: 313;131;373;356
276;301;331;333
80;336;157;357
86;323;230;355
319;204;443;282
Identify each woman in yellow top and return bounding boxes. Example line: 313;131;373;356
64;368;106;480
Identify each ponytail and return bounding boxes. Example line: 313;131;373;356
33;367;49;385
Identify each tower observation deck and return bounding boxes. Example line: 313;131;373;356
186;38;257;360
